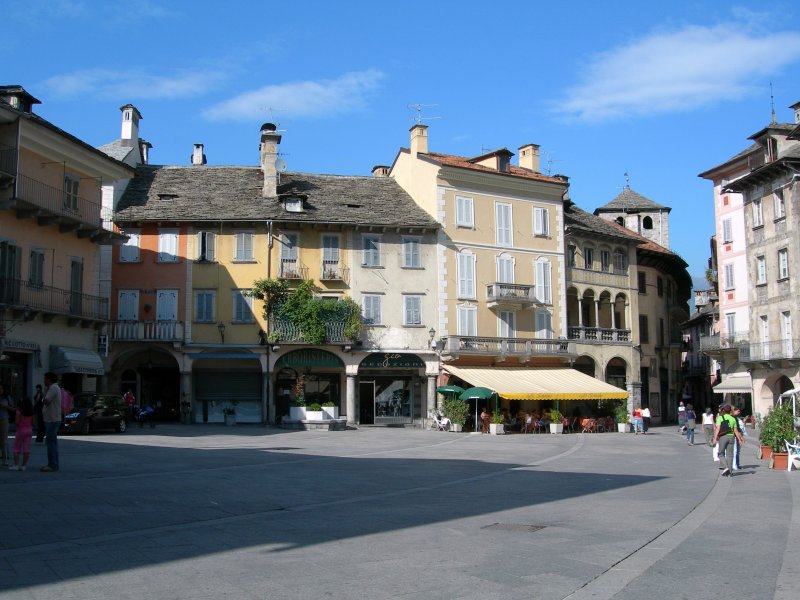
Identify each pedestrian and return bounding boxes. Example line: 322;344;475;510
642;406;651;432
9;397;35;471
123;388;136;420
713;404;743;477
677;401;687;432
61;385;73;418
41;372;61;472
632;405;644;434
0;383;13;466
702;407;715;447
33;384;45;443
685;404;696;445
732;406;748;470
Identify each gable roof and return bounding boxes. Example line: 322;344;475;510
114;165;440;229
98;139;137;163
594;186;670;213
422;151;568;185
564;203;640;243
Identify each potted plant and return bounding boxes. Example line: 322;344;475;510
614;404;630;433
321;401;338;420
289;376;307;420
222;401;238;426
489;411;505;435
759;403;796;469
549;408;564;434
442;396;469;432
306;402;324;421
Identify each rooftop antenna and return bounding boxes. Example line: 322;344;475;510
623;171;630;189
770;82;776;124
544;151;561;176
407;103;441;125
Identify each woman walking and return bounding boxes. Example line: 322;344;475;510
685;404;696;445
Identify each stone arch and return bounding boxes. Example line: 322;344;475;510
642;216;653;230
605;356;628;390
574;355;596;377
581;288;597;327
614;292;628;330
598;290;613;329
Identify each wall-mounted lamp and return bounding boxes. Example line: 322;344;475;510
217;322;226;343
429;327;438;350
342;344;352;353
272;345;280;352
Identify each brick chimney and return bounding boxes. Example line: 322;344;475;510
410;124;428;155
259;123;282;198
371;165;389;177
191;143;206;166
120;104;142;148
518;143;540;172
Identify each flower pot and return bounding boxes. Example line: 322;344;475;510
306;410;324;421
549;423;564;434
759;445;773;460
617;423;629;433
489;423;505;435
224;414;236;426
770;452;789;470
451;423;463;432
289;406;307;421
322;406;339;420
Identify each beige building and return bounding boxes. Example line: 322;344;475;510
0;86;131;400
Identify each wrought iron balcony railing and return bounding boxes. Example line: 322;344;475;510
279;258;308;280
268;319;349;344
110;320;184;342
320;260;349;282
699;331;750;351
739;339;800;362
0;276;108;321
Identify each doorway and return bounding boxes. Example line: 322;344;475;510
359;381;374;424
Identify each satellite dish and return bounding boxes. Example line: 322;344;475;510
275;158;287;173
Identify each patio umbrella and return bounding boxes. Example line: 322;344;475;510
460;387;499;423
436;385;465;396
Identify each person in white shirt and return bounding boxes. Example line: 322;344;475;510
641;407;651;432
702;407;715;447
677;401;687;432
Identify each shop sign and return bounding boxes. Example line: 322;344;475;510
360;353;425;369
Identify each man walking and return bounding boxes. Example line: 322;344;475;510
713;404;743;477
41;372;61;472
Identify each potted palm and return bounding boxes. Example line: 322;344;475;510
549;408;564;434
759;403;796;469
614;404;630;433
489;411;505;435
442;396;469;432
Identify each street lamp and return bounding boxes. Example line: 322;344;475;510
217;322;226;343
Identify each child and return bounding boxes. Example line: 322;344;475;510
10;397;35;471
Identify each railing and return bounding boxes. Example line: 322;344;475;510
485;283;536;304
699;331;749;351
12;173;116;233
0;276;108;320
0;143;17;177
442;336;574;357
111;320;184;342
269;319;349;343
568;326;630;342
320;260;349;282
566;266;629;287
739;339;800;362
279;258;308;280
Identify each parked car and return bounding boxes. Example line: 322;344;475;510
62;393;128;434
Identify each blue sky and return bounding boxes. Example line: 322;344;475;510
7;0;800;286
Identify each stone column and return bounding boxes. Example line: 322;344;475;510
427;375;437;423
263;371;272;425
346;374;357;425
578;298;584;328
180;371;192;424
594;300;600;328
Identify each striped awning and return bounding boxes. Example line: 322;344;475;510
713;373;752;394
442;365;628;400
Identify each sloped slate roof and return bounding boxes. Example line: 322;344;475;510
594;186;670;213
98;139;136;162
424;151;567;184
114;165;440;228
564;203;640;242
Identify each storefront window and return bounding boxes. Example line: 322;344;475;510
374;378;412;419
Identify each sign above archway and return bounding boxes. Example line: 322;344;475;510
275;349;344;369
360;353;425;369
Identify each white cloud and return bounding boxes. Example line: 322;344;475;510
41;68;226;100
203;70;385;121
554;23;800;122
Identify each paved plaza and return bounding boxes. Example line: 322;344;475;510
1;424;799;599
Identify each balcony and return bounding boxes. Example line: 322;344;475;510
566;266;629;288
269;319;350;344
699;331;749;351
568;326;631;343
739;339;800;363
0;276;108;321
279;258;308;280
320;260;350;283
485;283;536;309
0;143;16;181
0;173;123;244
110;320;184;342
441;336;575;359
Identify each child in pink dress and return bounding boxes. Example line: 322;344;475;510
10;397;35;471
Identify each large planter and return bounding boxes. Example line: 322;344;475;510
759;445;773;460
224;414;237;426
289;406;307;421
549;423;564;434
306;410;324;421
322;406;339;420
489;423;505;435
451;423;463;432
770;452;789;470
617;423;629;433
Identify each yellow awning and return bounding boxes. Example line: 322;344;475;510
442;365;629;400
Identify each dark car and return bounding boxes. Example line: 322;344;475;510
62;393;128;434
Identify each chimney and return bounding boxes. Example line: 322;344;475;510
371;165;389;177
792;100;800;124
0;86;40;114
139;139;152;165
518;144;540;172
191;143;207;166
120;104;142;147
410;124;428;155
259;123;282;198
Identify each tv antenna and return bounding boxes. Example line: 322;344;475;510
623;171;631;190
544;151;561;176
770;82;776;124
407;103;441;125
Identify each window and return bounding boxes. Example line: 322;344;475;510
782;312;793;355
638;271;647;293
642;216;653;230
194;290;215;322
535;258;552;304
457;304;477;336
157;229;179;262
402;237;421;268
279;233;299;277
725;313;736;340
232;290;254;323
535;309;553;339
28;249;44;287
722;219;733;243
456;196;474;227
118;290;138;320
362;235;381;267
584;246;594;270
284;197;303;213
778;248;789;279
197;231;216;262
600;249;611;272
120;229;140;262
63;174;79;211
657;276;663;297
761;315;769;345
496;254;514;284
498;310;515;338
613;249;627;272
403;295;422;326
457;252;476;299
567;244;577;268
756;256;767;284
774;187;786;220
234;231;254;261
724;264;734;290
533;207;549;237
322;234;340;277
362;295;382;325
639;315;649;343
495;202;512;246
752;199;763;228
